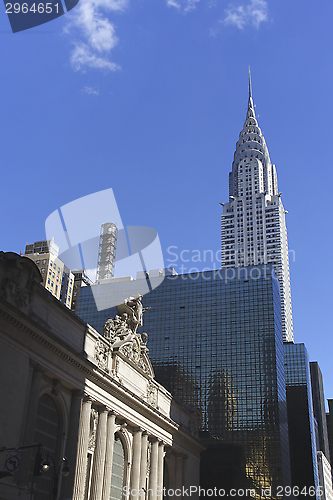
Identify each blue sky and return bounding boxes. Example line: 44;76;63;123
1;0;333;402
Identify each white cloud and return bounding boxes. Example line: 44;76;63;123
65;0;128;72
71;42;120;71
167;0;181;8
81;85;100;95
166;0;200;13
65;0;268;73
223;0;268;29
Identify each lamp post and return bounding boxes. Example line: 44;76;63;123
41;455;70;500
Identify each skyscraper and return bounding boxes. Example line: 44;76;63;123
310;362;331;462
284;343;320;495
24;238;74;308
221;71;293;342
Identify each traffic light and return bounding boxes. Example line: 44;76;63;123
33;452;43;477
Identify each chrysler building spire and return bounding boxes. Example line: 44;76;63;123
221;72;294;342
248;67;253;102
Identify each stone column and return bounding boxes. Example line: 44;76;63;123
101;411;117;500
73;396;92;500
130;428;143;499
61;389;84;500
148;439;159;500
175;454;183;490
17;363;44;487
89;407;108;500
139;432;148;492
157;442;164;499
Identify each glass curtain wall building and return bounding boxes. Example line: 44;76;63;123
284;343;320;497
77;265;291;492
310;362;331;462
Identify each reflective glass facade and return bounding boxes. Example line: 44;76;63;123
77;265;291;492
310;362;331;462
284;343;320;497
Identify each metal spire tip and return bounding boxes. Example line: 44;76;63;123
248;66;252;100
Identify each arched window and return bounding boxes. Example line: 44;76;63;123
32;394;60;500
110;433;125;500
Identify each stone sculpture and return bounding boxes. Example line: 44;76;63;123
101;295;152;373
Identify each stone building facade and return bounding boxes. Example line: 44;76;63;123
0;252;203;500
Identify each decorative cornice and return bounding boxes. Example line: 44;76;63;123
0;304;92;374
0;302;178;430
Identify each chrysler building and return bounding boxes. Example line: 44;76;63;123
221;71;293;342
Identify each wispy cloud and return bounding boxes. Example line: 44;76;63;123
81;85;100;95
65;0;128;72
166;0;180;8
65;0;268;72
166;0;200;13
223;0;268;29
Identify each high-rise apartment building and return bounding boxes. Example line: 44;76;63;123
24;238;74;309
77;265;292;490
221;72;293;342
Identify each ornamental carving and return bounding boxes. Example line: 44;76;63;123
147;381;158;407
0;252;42;314
88;409;99;452
102;296;153;375
94;339;109;370
146;441;152;475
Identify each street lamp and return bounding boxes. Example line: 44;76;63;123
41;455;70;500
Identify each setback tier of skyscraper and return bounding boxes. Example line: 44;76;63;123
77;266;292;491
221;72;293;342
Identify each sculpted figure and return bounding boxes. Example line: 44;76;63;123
141;332;148;345
124;295;151;332
113;315;122;328
116;313;131;338
103;318;115;340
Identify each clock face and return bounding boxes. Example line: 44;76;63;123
131;338;140;361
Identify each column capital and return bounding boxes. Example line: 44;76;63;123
83;394;93;404
97;405;109;413
106;407;118;416
133;427;144;434
29;360;45;374
71;389;85;399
